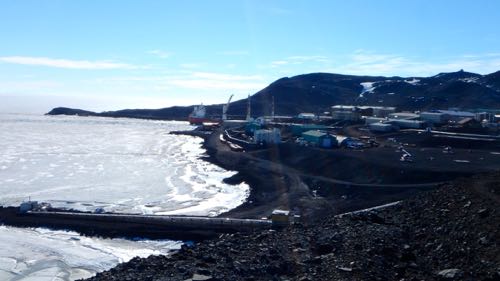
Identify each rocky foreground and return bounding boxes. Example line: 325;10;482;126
86;172;499;281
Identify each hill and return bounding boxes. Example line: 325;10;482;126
47;70;500;119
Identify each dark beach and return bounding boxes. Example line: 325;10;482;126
198;128;500;222
86;170;500;281
83;127;500;280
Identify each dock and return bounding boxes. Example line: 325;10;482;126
0;203;289;241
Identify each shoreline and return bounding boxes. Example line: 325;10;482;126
180;128;442;222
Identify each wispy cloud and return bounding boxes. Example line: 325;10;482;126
191;72;263;81
267;51;500;76
218;50;250;56
334;50;500;76
179;63;203;69
269;55;330;68
287;55;329;63
91;71;268;94
270;60;289;67
147;49;171;59
0;56;138;70
166;71;266;91
0;80;62;93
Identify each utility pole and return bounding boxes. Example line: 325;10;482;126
271;96;275;119
246;95;252;121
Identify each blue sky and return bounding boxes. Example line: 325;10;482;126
1;0;500;113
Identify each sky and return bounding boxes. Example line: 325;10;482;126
1;0;500;113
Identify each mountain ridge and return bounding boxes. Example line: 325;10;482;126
47;70;500;120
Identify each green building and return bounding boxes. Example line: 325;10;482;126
291;124;330;136
301;130;338;148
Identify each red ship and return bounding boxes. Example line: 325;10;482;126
188;104;218;124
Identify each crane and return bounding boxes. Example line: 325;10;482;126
222;94;234;121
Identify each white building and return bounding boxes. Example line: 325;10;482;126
389;119;426;129
331;105;358;111
438;110;474;121
369;123;394;132
332;110;361;121
372;106;396;117
297;113;316;119
254;128;281;144
420;112;448;124
331;105;361;121
366;116;425;131
474;112;495;123
388;112;419;120
365;117;386;124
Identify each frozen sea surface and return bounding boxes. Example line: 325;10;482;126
0;114;249;280
0;225;182;281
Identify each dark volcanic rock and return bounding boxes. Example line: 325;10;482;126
46;107;98;116
85;172;500;281
46;106;194;121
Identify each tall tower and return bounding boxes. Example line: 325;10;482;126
246;95;252;121
271;96;275;119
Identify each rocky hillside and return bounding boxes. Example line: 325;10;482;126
48;70;500;119
85;172;499;281
230;70;500;116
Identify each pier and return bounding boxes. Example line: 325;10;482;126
0;203;288;241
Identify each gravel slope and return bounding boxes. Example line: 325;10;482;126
85;172;499;281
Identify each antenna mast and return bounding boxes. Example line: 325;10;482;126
271;96;275;119
246;95;252;121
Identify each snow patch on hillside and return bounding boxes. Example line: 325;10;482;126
360;82;376;98
405;78;420;85
459;77;479;83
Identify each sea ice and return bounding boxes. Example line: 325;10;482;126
0;114;250;280
0;225;181;281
